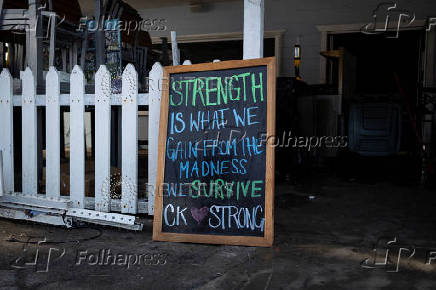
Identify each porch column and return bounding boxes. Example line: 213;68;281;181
243;0;264;59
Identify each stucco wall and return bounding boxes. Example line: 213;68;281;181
139;0;436;84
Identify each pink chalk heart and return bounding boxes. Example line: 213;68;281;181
191;207;209;224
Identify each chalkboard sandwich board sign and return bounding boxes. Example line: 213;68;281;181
153;57;276;247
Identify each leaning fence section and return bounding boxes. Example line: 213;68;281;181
0;62;164;216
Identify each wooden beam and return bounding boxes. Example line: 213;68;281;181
133;31;139;65
0;9;28;30
72;42;78;66
0;43;3;68
26;0;43;89
0;0;4;17
69;46;73;72
17;44;24;71
160;37;169;66
94;0;105;67
171;31;180;66
243;0;264;59
13;44;18;73
117;106;122;167
8;43;14;76
116;6;124;19
320;31;328;83
62;48;67;72
0;7;28;32
110;2;119;18
80;29;88;69
101;0;109;16
49;14;56;67
424;28;436;87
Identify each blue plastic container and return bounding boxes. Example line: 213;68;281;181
348;103;402;156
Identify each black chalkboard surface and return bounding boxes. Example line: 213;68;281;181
153;58;276;247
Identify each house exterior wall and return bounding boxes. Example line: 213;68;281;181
139;0;436;84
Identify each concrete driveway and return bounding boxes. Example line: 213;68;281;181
0;177;435;289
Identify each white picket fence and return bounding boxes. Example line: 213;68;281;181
0;62;164;216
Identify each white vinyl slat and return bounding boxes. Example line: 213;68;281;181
70;66;85;208
45;67;60;198
0;69;14;194
147;62;163;215
94;65;111;212
21;68;38;196
121;64;138;214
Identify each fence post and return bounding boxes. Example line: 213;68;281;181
243;0;264;59
95;65;111;212
21;68;37;196
70;65;86;208
148;62;163;215
121;64;138;214
0;69;14;194
46;67;60;199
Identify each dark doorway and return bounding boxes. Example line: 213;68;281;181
331;30;423;98
331;30;426;183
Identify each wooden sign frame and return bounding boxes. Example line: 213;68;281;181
152;57;276;247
